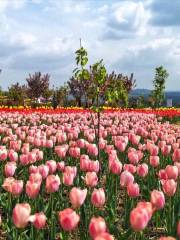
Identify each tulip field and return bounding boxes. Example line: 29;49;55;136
0;108;179;240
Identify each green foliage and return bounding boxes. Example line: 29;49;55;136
104;74;128;107
42;88;53;101
8;82;26;105
75;46;88;67
73;43;90;82
55;84;69;106
92;59;107;86
137;96;145;108
70;43;132;109
151;66;169;108
0;86;3;96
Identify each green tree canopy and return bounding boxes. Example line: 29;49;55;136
151;66;169;108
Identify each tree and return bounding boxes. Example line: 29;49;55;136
136;95;145;108
101;72;136;107
68;49;136;108
26;72;50;100
151;66;169;108
56;84;69;106
68;76;87;107
0;70;3;96
68;41;90;107
8;82;27;105
0;86;3;96
42;88;53;102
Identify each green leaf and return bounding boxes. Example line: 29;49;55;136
73;67;78;73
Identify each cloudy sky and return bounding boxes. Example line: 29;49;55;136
0;0;180;90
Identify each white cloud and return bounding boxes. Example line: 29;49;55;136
97;4;109;14
102;1;151;40
0;0;25;12
0;0;180;90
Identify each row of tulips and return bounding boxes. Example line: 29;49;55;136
0;107;179;116
0;111;179;239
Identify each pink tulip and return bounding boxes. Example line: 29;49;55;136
150;190;165;210
64;166;77;178
46;139;53;148
159;237;176;240
58;208;80;231
120;171;134;187
172;143;179;150
109;159;122;175
136;202;153;220
128;151;139;165
34;138;41;147
20;154;29;165
29;212;46;229
57;161;65;172
165;165;178;180
89;160;100;173
137;164;148;177
29;165;39;174
158;140;166;149
69;187;87;208
28;152;37;164
174;162;180;176
63;171;75;186
46;160;57;174
138;143;146;151
99;138;107;150
91;188;106;207
149;156;160;167
94;232;114;240
11;180;24;196
71;147;80;158
77;139;86;148
36;150;43;161
108;153;117;163
105;145;114;154
158;169;168;180
161;179;177;196
130;207;149;231
55;145;67;158
57;133;67;143
87;134;95;143
38;165;49;179
161;145;171;156
149;145;159;156
21;143;30;154
131;135;141;145
172;148;180;162
4;162;16;177
46;175;60;193
8;150;18;162
137;150;143;161
85;172;98;187
123;164;136;174
29;173;42;184
2;177;15;192
127;183;140;198
87;144;98;157
12;203;31;228
89;217;107;238
0;148;7;161
80;154;90;171
115;141;126;152
26;181;41;198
